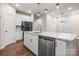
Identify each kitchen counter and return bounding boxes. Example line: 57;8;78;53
24;31;78;41
24;31;79;56
39;32;78;41
24;31;40;35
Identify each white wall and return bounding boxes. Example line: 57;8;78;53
0;3;16;49
46;14;57;32
35;10;79;34
68;13;79;34
33;14;57;32
56;11;79;34
42;15;47;31
46;11;79;33
33;18;42;31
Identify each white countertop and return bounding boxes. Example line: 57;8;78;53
24;31;78;41
24;31;40;35
39;32;78;41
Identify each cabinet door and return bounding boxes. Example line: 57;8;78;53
24;33;32;50
24;33;38;55
24;34;29;48
56;40;66;56
31;35;38;55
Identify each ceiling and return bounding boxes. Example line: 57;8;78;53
11;3;79;16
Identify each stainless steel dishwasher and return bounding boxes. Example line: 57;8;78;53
38;35;55;56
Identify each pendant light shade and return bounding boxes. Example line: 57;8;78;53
44;9;48;13
37;3;40;17
56;3;60;9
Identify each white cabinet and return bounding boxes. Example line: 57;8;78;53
56;39;66;56
24;34;32;50
24;32;38;55
16;13;33;25
31;35;38;55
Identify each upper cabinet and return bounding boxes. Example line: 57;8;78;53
16;13;34;25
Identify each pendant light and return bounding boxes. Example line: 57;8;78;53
37;3;40;16
56;3;60;9
44;4;48;14
44;9;48;13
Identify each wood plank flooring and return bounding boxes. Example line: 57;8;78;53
0;41;33;56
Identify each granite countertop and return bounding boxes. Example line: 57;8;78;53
24;31;78;41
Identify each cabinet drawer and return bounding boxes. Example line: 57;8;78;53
56;40;66;46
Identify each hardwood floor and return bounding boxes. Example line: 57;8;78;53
0;41;33;56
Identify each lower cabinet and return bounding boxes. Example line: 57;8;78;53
56;39;66;56
24;33;69;56
31;35;38;55
24;33;38;55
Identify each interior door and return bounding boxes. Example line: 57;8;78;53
3;12;16;46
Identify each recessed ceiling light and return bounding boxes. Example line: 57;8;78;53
68;7;72;10
28;10;31;14
16;4;19;7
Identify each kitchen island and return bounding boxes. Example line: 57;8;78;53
24;31;78;56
